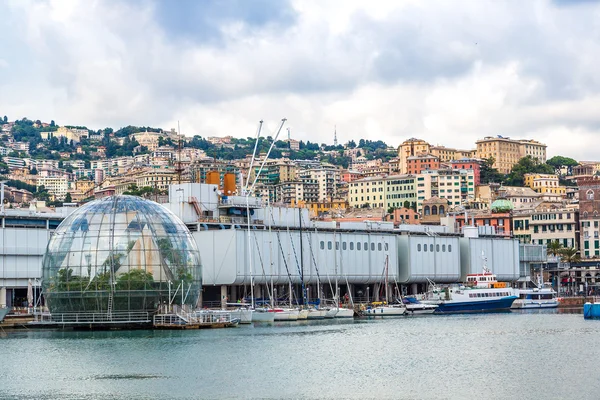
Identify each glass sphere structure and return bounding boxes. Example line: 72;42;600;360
42;195;202;314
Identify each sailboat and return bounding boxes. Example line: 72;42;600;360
364;255;406;317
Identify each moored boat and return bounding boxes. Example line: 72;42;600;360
512;287;558;309
271;308;300;321
0;306;10;322
252;308;276;323
402;297;438;314
422;271;517;313
334;307;355;318
364;302;406;316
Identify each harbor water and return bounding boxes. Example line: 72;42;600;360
1;310;599;399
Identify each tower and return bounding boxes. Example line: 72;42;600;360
333;125;338;146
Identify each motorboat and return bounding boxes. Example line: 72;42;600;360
363;302;406;316
401;297;438;314
512;287;558;309
226;303;254;324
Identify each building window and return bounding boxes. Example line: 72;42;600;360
343;242;347;250
442;244;446;252
378;243;382;251
587;190;595;200
371;243;375;251
357;242;361;251
328;241;332;250
423;244;427;252
430;244;434;252
350;242;354;250
417;244;421;252
320;241;324;250
436;244;440;252
364;242;368;250
448;245;452;252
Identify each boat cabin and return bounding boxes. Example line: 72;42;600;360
465;273;509;289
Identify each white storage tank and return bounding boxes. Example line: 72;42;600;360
397;235;461;284
459;237;520;282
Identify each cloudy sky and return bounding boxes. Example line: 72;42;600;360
1;0;599;159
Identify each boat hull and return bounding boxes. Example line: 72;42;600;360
297;309;309;320
252;310;275;323
433;296;518;314
511;300;558;309
364;306;406;316
307;309;327;319
273;309;300;321
229;309;254;324
323;308;338;318
405;304;438;315
335;308;355;318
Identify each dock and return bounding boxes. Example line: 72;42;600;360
153;310;239;329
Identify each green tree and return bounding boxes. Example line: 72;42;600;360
403;200;410;209
505;156;554;186
546;155;578;176
479;157;504;184
30;167;38;175
2;116;7;123
64;192;72;203
559;247;580;264
546;240;563;258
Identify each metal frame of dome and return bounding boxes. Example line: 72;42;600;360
42;195;202;316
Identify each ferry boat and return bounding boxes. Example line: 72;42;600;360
421;270;517;313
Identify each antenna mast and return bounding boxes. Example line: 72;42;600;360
176;121;183;184
333;125;338;146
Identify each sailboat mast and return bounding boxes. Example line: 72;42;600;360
385;255;389;304
299;207;306;306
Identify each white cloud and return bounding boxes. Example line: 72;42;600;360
1;0;600;160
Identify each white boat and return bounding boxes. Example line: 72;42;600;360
323;308;338;318
334;307;355;318
512;274;558;309
401;297;438;315
297;309;309;320
512;287;558;309
307;309;327;319
364;303;406;316
272;308;300;321
421;270;517;313
252;308;276;323
226;304;254;324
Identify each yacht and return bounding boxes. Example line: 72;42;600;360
363;302;407;316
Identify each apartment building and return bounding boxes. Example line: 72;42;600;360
398;138;430;174
430;146;475;162
298;165;340;202
476;136;547;174
406;154;440;175
416;169;475;212
513;207;578;248
348;174;417;210
578;176;600;258
37;176;68;199
524;173;566;197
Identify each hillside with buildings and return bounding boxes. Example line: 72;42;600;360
0;116;596;261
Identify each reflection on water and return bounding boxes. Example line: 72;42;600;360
1;312;600;399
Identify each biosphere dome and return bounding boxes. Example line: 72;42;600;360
42;195;202;314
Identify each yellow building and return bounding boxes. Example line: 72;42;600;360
306;199;348;217
397;138;430;174
430;146;475;162
524;173;566;196
476;136;547;174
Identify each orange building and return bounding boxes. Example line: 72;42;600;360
406;154;440;175
386;207;420;226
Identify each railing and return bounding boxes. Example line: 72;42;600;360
33;312;151;324
153;310;234;326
